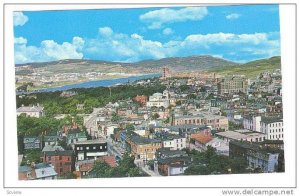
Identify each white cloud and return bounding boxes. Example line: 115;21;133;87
84;27;279;63
140;7;208;29
226;13;241;20
162;28;174;35
13;12;29;26
98;27;113;37
14;36;84;64
14;26;280;64
183;32;269;47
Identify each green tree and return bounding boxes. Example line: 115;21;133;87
125;124;135;132
152;113;160;120
60;172;77;179
184;164;210;175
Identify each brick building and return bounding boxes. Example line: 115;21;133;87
43;150;74;176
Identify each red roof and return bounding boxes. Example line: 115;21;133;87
98;156;117;168
191;133;213;144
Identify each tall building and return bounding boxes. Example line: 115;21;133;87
243;115;261;132
162;67;171;79
260;117;284;140
229;140;283;173
217;76;248;95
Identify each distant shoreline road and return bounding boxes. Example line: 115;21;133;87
17;73;161;95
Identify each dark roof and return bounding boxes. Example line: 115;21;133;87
44;135;58;141
68;128;82;134
261;117;283;124
157;156;191;165
230;140;282;154
34;163;52;169
260;140;284;145
157;148;188;158
44;150;73;156
130;135;161;145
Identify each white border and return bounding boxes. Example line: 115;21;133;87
1;1;297;189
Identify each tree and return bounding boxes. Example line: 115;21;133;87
229;157;248;174
111;112;121;122
125;124;135;132
21;149;42;165
152;113;160;120
184;164;210;175
61;172;77;179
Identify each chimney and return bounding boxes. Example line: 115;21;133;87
30;162;36;168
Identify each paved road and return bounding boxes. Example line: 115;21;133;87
84;108;103;138
134;159;161;177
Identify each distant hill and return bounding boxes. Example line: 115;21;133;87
15;55;239;74
15;55;281;77
129;55;239;71
210;56;281;78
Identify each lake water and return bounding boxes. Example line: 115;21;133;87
33;73;161;93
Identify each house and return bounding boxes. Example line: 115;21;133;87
173;113;229;131
229;140;282;173
206;138;229;156
43;150;74;176
23;136;41;150
260;117;284;140
34;163;58;180
19;163;57;180
217;76;248;95
191;131;213;150
74;159;95;178
146;93;170;108
260;140;284;150
154;148;192;176
42;145;65;152
66;128;88;145
243;115;261;132
126;134;162;161
216;130;266;143
44;135;59;147
98;155;117;168
76;104;85;110
74;139;108;161
133;95;148;105
161;133;187;150
17;105;45;118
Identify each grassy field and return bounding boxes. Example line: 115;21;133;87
209;56;281;78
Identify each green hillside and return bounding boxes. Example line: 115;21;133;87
210;56;281;78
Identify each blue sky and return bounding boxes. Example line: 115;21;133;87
13;5;280;64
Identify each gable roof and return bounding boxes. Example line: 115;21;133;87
17;106;44;113
191;133;213;144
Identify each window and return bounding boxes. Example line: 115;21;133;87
48;156;51;161
93;146;96;150
76;147;79;150
86;147;89;150
100;146;102;149
59;156;62;160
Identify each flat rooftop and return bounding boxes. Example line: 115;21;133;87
74;139;107;145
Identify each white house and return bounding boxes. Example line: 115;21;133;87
17;105;45;118
146;93;170;108
243;115;261;132
260;117;284;140
162;135;186;150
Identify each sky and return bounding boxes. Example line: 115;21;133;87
13;5;280;64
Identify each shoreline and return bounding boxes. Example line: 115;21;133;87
18;73;161;94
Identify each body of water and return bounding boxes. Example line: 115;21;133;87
29;73;161;93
